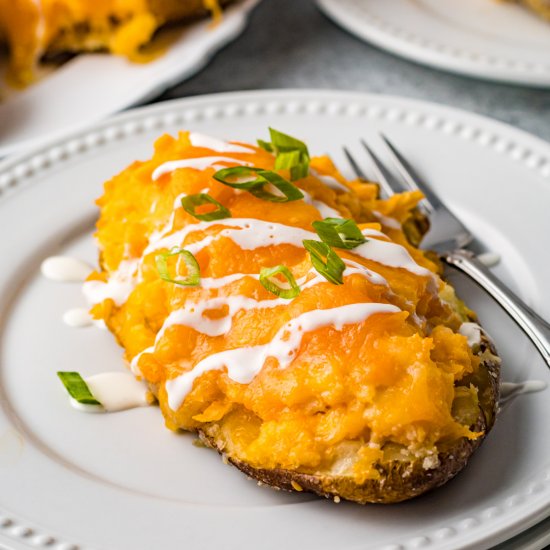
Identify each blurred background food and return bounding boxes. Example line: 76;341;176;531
508;0;550;20
0;0;228;87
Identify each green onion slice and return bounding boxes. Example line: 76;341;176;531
248;170;304;202
259;265;301;299
214;166;303;203
213;166;266;189
257;139;274;153
303;240;345;285
274;150;309;182
181;193;231;221
269;128;309;157
156;247;200;286
312;218;367;249
270;128;310;182
57;372;101;405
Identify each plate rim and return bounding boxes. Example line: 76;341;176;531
0;89;550;550
316;0;550;88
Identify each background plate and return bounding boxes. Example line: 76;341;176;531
317;0;550;87
0;90;549;550
0;0;259;158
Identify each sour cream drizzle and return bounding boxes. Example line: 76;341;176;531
144;218;316;256
165;303;401;410
69;372;150;413
130;262;388;374
83;258;140;307
87;218;430;309
459;322;482;347
63;308;94;328
41;256;91;282
356;229;434;278
152;156;253;181
300;189;341;218
373;211;401;230
310;169;349;192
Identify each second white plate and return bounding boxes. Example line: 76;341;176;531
0;0;259;158
317;0;550;87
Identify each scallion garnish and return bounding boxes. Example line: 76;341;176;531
312;218;366;249
248;170;304;202
181;193;231;221
257;139;274;153
213;166;266;189
57;372;101;405
303;240;345;285
213;167;303;203
156;247;200;286
256;128;310;181
269;128;309;157
259;265;301;299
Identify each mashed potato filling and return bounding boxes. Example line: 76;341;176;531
88;130;481;478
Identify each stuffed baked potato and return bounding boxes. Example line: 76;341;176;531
85;128;501;504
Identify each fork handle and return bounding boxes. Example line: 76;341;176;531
442;249;550;368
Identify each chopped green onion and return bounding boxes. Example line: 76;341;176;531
274;149;301;169
213;166;266;189
274;150;309;181
257;139;274;153
312;218;366;249
303;240;345;285
181;193;231;221
256;128;311;182
269;128;309;157
259;265;301;299
156;247;200;286
248;170;304;202
214;166;303;203
57;372;101;405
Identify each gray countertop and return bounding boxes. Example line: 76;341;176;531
158;0;550;143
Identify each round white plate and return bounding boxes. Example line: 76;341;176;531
317;0;550;87
0;90;550;550
0;0;260;158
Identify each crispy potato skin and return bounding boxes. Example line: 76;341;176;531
193;333;500;504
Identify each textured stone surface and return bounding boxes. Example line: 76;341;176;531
158;0;550;142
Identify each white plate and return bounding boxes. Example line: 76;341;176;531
0;0;259;158
0;90;550;550
317;0;550;87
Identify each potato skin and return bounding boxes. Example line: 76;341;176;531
196;332;500;504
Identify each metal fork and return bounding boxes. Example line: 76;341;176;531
343;135;550;369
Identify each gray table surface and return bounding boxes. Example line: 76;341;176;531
157;0;550;143
160;1;550;548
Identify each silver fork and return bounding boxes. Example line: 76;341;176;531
343;135;550;369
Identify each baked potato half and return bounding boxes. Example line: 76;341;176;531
196;331;500;504
87;128;502;505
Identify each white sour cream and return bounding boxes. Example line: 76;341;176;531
459;322;482;347
83;258;140;307
41;256;92;282
310;169;349;192
372;211;401;230
62;308;93;328
69;372;150;413
477;252;501;268
152;156;253;181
